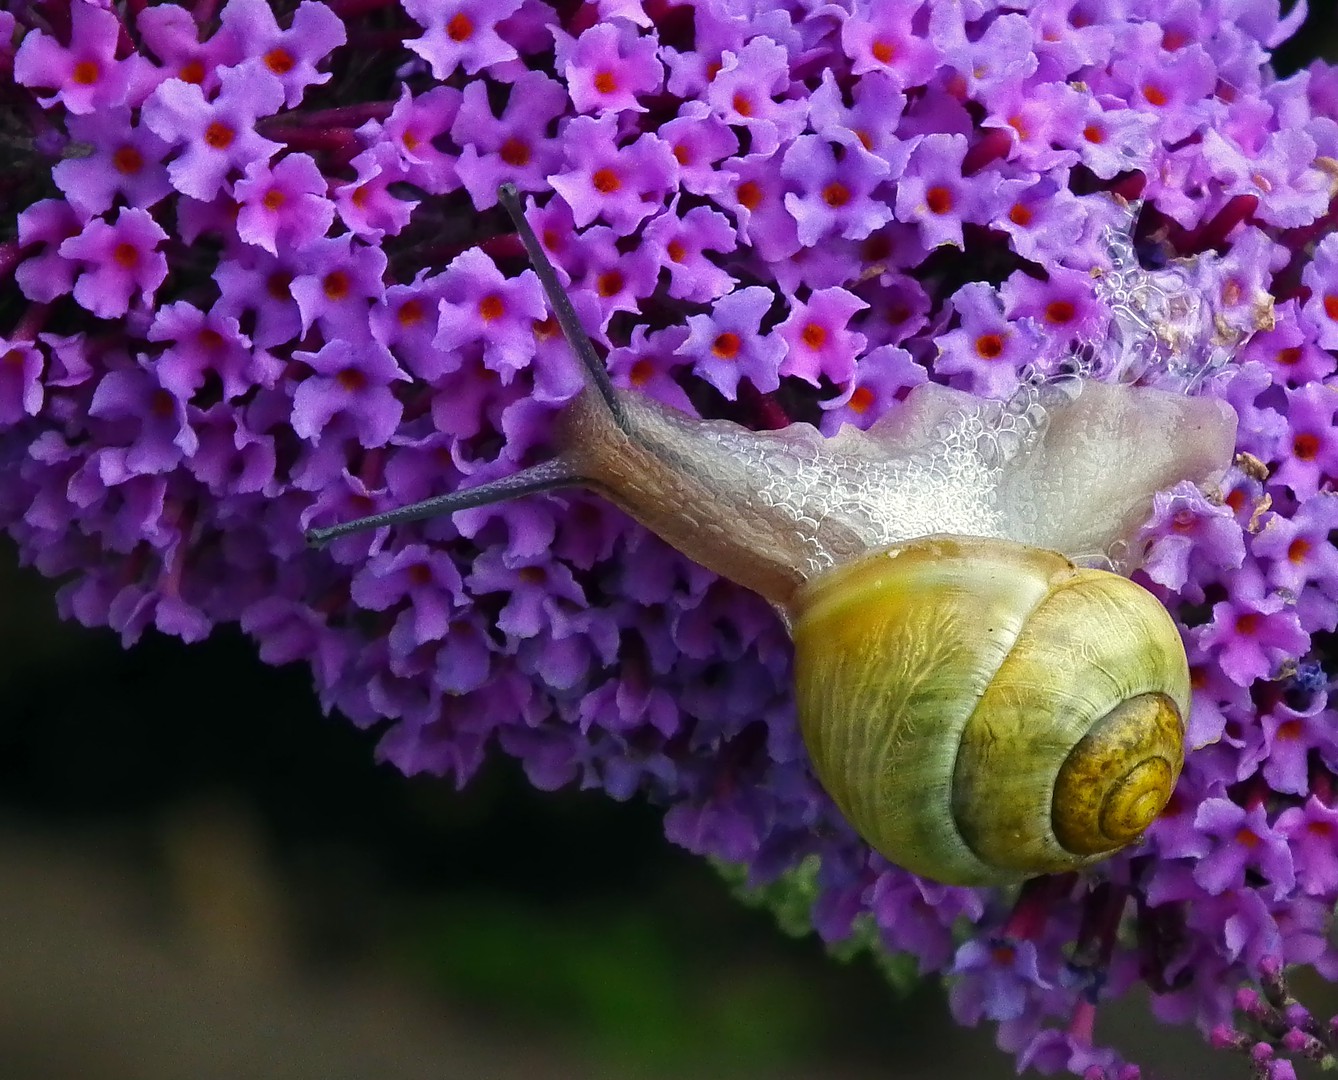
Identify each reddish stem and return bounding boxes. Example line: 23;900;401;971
1001;874;1075;940
962;128;1013;176
0;241;22;282
9;303;50;342
264;125;360;159
1068;999;1098;1045
1180;194;1258;254
738;382;791;430
274;102;395;128
1108;172;1148;203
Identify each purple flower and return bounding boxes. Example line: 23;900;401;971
87;365;198;479
1193;800;1296;902
555;21;663;115
141;65;285;201
894;133;978;250
53;108;173;217
147;301;271;402
15;199;83;303
8;2;1338;1077
217;0;346;108
1272;384;1338;500
704;37;806;158
776;287;867;389
548;114;678;231
933;282;1044;398
781;135;896;246
58;207;169;319
291;340;408;447
402;0;526;79
431;248;548;379
840;0;939;89
13;2;148;115
677;286;785;400
0;339;45;428
234;152;335;254
1275;799;1338;897
641;202;736;305
452;73;565;207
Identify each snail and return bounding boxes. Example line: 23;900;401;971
307;184;1238;887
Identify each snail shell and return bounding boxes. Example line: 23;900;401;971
792;536;1188;886
308;185;1234;886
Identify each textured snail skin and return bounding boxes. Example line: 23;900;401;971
790;536;1190;886
559;377;1237;609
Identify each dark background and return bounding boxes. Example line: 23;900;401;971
2;2;1336;1076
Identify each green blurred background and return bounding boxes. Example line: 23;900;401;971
4;5;1338;1077
0;545;1230;1080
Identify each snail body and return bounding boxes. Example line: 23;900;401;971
308;185;1238;886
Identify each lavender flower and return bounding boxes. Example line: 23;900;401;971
3;1;1338;1076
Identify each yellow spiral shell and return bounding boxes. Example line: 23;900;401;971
790;535;1188;886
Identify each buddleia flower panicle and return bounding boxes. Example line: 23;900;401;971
3;1;1338;1076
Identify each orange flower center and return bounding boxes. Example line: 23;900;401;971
204;121;236;150
925;185;952;214
337;368;367;391
72;59;100;85
1045;300;1076;324
592;168;621;194
712;332;741;359
871;39;896;64
112;145;145;176
323;270;351;300
1294;433;1320;460
848;386;875;413
975;333;1004;359
823;182;850;208
478;294;505;321
264;47;295;75
447;13;473;41
500;137;530;166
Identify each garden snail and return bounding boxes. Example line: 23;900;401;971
308;184;1238;887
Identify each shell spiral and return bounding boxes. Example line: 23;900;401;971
790;535;1189;887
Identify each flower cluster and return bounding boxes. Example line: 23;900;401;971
3;0;1338;1075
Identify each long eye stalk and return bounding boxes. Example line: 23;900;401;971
305;457;581;548
495;183;628;431
304;183;622;549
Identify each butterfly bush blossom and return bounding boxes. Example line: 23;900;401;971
3;0;1338;1075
